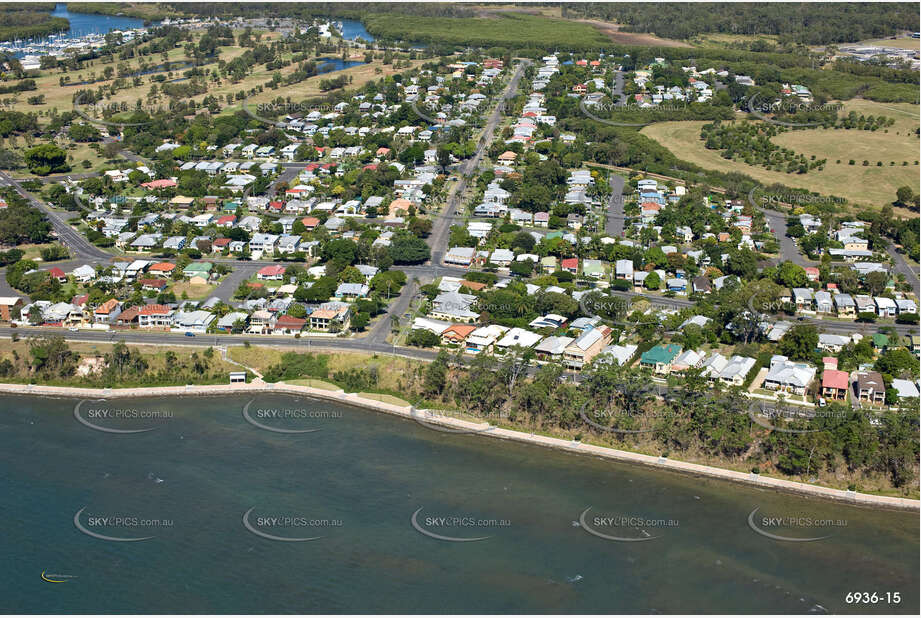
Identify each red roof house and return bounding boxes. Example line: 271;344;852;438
821;369;849;400
257;265;286;280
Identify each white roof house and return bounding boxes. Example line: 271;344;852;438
495;328;543;352
763;355;816;394
597;344;638;366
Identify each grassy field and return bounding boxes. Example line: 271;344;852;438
170;280;216;300
10;243;68;261
357;392;411;406
287;378;340;390
692;33;781;46
850;36;920;51
229;346;421;393
0;337;242;386
20;28;417;128
640;99;920;210
362;12;612;49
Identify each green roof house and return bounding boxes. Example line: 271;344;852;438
183;262;213;277
871;333;889;350
640;343;683;375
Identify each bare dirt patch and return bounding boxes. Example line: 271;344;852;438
578;19;692;48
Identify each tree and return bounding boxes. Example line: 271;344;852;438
423;350;449;397
407;329;440;347
24;144;69;175
511;230;535;252
388;233;430;264
895;185;915;207
351;312;370;331
864;271;888;296
775;261;807;287
408;217;432;237
778;325;818;362
874;348;919;379
644;271;661;290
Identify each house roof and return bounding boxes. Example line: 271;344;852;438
641;343;682;364
138;304;171;315
258;265;286;277
442;324;477;340
822;369;849;390
275;315;306;328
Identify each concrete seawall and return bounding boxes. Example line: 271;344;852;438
2;381;917;512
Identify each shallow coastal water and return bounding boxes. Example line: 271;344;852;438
50;3;147;38
0;394;917;614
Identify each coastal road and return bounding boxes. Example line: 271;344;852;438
604;173;626;237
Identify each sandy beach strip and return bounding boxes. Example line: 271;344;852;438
2;381;917;512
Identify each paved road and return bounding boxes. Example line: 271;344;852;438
762;208;816;268
611;69;626;106
605;173;626;237
0;170;111;262
429;60;529;266
890;246;920;295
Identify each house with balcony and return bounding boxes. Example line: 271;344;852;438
309;303;351;332
137;304;174;329
853;371;885;404
563;326;612;370
640;343;683;375
762;355;815;395
465;324;508;355
821;369;849;401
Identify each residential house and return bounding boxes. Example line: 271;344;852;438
137;304;173;329
853;371;885;404
562;326;612;370
821;369;849;401
309;303;351;332
762;355;816;395
640;344;683;375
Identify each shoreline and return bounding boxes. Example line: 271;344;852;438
2;381;918;512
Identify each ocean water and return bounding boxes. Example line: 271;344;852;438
0;394;917;614
338;19;375;42
50;3;147;38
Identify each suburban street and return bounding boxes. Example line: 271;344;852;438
428;60;529;266
0;170;111;262
604;173;626;237
891;246;920;295
0;55;916;360
762;207;817;268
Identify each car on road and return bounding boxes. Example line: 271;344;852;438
68;327;78;332
185;332;195;337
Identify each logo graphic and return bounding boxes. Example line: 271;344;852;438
577;507;660;542
746;92;842;128
241;507;325;542
73;507;156;542
410;507;496;543
241;399;321;434
409;406;498;435
41;571;78;583
747;507;838;542
580;98;649;128
73;399;163;434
